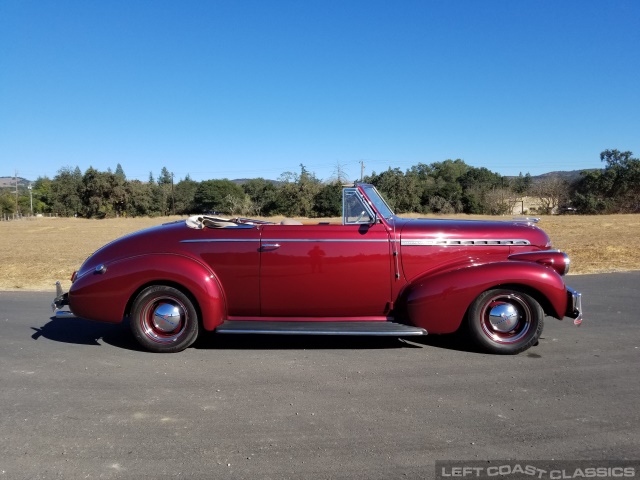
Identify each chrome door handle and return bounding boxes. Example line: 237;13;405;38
260;243;281;251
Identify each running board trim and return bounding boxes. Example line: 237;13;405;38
215;320;427;336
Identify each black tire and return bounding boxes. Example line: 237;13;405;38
130;285;199;353
467;288;544;355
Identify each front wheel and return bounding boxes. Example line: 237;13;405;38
130;285;200;353
467;288;544;355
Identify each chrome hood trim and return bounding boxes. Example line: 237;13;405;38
401;238;530;246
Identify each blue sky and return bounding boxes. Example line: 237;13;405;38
1;0;639;183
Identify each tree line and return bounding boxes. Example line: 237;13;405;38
1;149;638;219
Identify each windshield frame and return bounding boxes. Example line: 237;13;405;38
342;188;377;225
359;184;395;220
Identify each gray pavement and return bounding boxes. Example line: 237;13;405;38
1;272;639;479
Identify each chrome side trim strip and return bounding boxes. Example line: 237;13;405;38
401;238;530;246
184;237;527;246
180;239;259;243
181;238;389;244
262;239;389;243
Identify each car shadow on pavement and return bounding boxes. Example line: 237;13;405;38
31;316;144;351
192;332;485;352
193;333;420;350
399;332;485;354
31;317;487;354
405;333;544;355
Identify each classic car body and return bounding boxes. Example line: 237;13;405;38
53;184;582;354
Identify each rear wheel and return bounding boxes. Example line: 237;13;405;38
467;288;543;354
130;285;199;353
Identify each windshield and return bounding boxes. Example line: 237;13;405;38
361;185;395;219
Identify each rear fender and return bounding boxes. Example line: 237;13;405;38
68;253;226;331
404;262;568;334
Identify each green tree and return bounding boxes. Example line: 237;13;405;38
32;176;53;214
50;166;83;216
431;159;469;184
365;168;420;213
157;167;172;186
155;167;174;215
81;167;112;218
174;175;199;214
459;167;505;214
145;172;164;216
242;178;278;216
126;180;154;217
115;163;126;179
275;165;322;217
0;191;15;217
108;170;128;216
572;149;640;213
424;159;468;213
599;149;640;212
193;179;245;213
313;182;342;217
18;192;32;215
511;172;532;195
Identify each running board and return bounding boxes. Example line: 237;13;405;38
215;320;427;336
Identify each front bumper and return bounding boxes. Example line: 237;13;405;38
51;281;76;319
566;287;583;326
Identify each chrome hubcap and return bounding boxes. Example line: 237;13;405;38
140;296;187;344
153;303;182;333
481;294;531;344
488;303;519;332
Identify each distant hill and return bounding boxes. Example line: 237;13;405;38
505;169;599;184
0;176;31;188
231;178;282;186
533;169;597;183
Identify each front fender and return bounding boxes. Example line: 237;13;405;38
69;253;226;331
404;262;568;334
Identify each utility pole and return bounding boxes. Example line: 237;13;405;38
359;160;365;182
171;172;175;215
14;170;19;217
28;184;33;215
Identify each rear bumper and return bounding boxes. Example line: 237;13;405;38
566;287;583;325
51;281;77;319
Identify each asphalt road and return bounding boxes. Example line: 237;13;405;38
1;272;639;479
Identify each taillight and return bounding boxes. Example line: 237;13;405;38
70;271;78;283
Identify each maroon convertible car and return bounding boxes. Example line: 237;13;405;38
53;183;582;354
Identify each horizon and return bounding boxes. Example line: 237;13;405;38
0;166;593;186
1;1;638;183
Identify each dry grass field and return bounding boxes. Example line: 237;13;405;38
1;214;638;291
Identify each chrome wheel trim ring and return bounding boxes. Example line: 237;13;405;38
140;296;187;344
480;293;532;344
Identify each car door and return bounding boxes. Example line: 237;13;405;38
259;223;393;317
